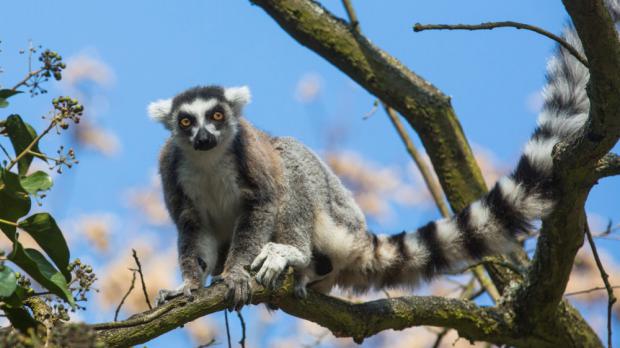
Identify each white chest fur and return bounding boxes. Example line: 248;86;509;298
176;149;242;239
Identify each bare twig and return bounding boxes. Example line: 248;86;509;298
0;143;13;162
114;270;137;322
11;68;43;91
362;99;379;120
585;220;617;348
432;329;449;348
458;257;525;277
224;310;232;348
471;267;500;302
565;285;620;297
237;311;246;348
131;249;152;310
413;21;588;67
341;0;360;34
383;104;450;217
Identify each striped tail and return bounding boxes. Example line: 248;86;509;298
340;4;620;292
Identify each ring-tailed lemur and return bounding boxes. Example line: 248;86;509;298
149;1;619;310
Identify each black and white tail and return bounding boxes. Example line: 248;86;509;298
342;1;620;291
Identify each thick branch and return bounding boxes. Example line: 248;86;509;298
514;0;620;337
250;0;488;214
561;0;620;166
92;274;534;348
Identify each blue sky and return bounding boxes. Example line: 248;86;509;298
1;1;619;346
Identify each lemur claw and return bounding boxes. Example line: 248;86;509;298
221;269;252;311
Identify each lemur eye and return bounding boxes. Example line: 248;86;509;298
212;112;224;121
179;117;192;128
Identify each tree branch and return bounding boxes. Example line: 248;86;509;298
132;249;152;310
382;104;451;217
413;21;588;67
585;220;617;348
91;274;532;348
595;152;620;178
249;0;488;214
513;0;620;341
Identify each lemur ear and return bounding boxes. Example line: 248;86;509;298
224;86;251;107
147;98;173;129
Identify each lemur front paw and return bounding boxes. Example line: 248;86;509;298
251;242;291;289
220;268;252;311
154;279;200;307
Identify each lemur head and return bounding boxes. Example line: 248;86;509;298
148;85;251;151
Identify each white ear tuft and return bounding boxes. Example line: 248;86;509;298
224;86;251;106
147;98;172;123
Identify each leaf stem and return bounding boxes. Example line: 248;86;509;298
6;118;57;172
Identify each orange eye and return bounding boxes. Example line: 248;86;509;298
212;112;224;121
179;118;192;127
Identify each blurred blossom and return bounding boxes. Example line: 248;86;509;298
326;150;424;222
97;241;176;313
380;326;489;348
62;53;115;89
566;248;620;306
125;173;171;226
74;123;121;156
326;146;509;224
295;73;322;103
59;51;121;156
297;320;353;347
64;213;116;253
472;146;510;188
0;230;41;254
185;317;217;345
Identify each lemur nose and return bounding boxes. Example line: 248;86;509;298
193;129;216;151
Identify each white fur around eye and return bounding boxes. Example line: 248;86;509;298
224;86;251;106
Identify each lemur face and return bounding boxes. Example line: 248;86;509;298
148;85;251;151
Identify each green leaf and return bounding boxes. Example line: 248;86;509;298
5;114;44;176
19;171;53;194
8;242;74;306
0;90;22;109
1;304;38;333
19;213;70;281
0;265;17;298
0;168;31;239
0;90;23;99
